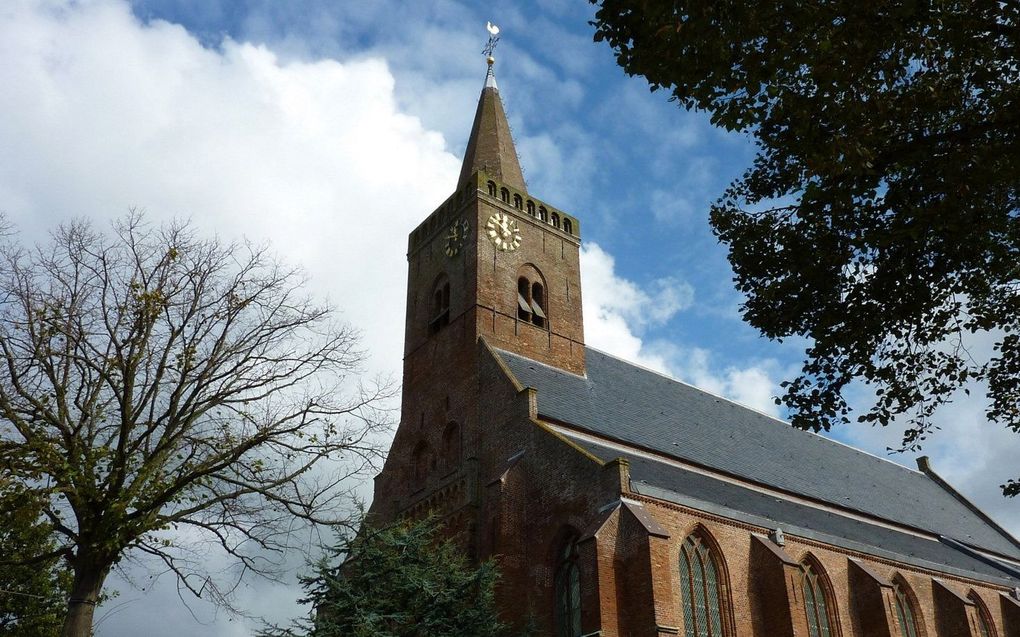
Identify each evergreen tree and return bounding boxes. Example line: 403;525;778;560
266;517;503;637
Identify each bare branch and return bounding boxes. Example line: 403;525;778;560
0;213;393;635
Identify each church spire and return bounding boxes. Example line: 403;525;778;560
457;33;526;193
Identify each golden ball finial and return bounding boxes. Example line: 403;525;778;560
487;55;495;66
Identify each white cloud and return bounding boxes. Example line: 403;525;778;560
650;188;695;224
0;0;458;377
580;242;783;416
0;0;459;633
833;329;1020;534
581;243;692;329
580;243;685;372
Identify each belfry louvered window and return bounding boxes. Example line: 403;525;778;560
554;536;581;637
679;534;726;637
801;561;833;637
517;276;547;328
893;582;920;637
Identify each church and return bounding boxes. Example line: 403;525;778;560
367;53;1020;637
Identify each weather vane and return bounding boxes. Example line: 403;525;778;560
483;21;500;61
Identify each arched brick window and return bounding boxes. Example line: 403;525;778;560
800;558;838;637
968;591;996;637
487;180;497;197
527;200;536;216
513;193;523;210
429;274;450;334
679;532;729;637
551;212;560;228
554;535;581;637
500;187;510;204
516;267;548;329
442;421;461;470
411;440;431;482
563;218;573;234
892;577;922;637
538;206;548;222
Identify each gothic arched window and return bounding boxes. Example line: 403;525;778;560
969;591;996;637
892;579;921;637
554;536;581;637
800;559;836;637
679;533;727;637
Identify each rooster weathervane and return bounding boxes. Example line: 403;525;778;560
483;21;500;60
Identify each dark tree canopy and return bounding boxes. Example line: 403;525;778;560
0;481;71;636
593;1;1020;484
0;213;390;636
264;517;503;637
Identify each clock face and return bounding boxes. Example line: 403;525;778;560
444;218;469;257
486;212;522;252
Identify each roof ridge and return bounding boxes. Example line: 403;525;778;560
581;345;925;477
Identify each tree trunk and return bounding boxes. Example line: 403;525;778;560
62;560;109;637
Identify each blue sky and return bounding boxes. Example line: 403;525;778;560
2;1;1018;634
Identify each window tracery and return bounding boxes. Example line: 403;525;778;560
679;533;728;637
892;579;921;637
554;535;581;637
969;591;996;637
800;559;835;637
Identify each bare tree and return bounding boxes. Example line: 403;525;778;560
0;212;391;637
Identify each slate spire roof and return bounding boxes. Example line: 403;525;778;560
458;58;526;192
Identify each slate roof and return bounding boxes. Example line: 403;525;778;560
494;346;1020;564
572;435;1020;586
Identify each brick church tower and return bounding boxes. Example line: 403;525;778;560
370;55;586;527
370;50;1020;637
